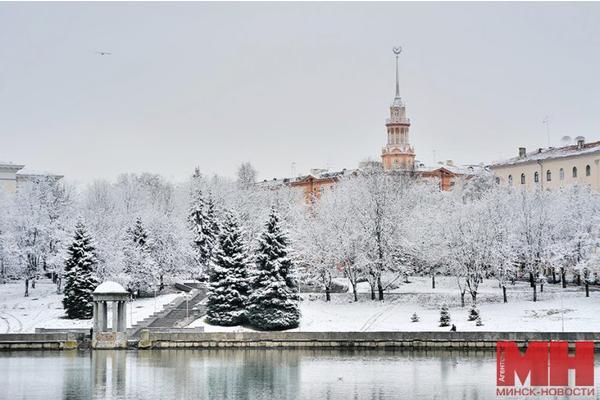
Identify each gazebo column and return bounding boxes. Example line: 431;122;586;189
119;301;127;331
112;301;119;332
92;302;98;331
97;301;108;331
102;302;108;330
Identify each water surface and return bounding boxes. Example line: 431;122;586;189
0;348;594;399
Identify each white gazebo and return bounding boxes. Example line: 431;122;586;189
92;281;130;349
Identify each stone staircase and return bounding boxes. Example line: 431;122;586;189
127;284;208;339
147;287;207;329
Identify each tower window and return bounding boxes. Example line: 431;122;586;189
508;175;513;185
546;170;552;181
520;173;525;184
586;165;591;176
573;166;578;178
534;171;539;183
560;168;564;180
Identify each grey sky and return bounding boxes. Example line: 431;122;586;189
2;2;600;184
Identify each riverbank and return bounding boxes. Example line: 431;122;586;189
2;330;599;351
1;277;597;336
142;330;600;350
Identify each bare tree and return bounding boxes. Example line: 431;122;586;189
237;162;257;190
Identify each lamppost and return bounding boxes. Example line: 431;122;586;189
153;285;157;313
129;296;133;328
185;294;191;319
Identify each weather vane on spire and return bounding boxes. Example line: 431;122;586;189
393;46;402;101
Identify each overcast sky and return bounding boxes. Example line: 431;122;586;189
2;2;600;184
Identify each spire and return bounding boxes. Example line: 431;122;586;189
392;46;403;105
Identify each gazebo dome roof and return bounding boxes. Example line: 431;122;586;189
94;281;128;294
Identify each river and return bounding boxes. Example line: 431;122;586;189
0;349;595;399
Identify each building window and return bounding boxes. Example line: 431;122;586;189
586;165;591;176
573;166;578;178
520;173;525;184
508;175;513;185
546;170;552;181
534;171;539;183
495;177;500;184
560;168;565;180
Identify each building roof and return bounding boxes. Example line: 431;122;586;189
416;162;484;176
16;168;63;179
258;168;356;188
0;162;25;172
490;140;600;168
94;281;128;294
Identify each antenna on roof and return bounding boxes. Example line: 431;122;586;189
542;116;551;147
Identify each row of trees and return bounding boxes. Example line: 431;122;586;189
1;163;599;311
295;169;600;304
0;165;297;299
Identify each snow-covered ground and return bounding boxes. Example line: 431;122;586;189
2;277;596;334
189;276;600;332
0;279;181;333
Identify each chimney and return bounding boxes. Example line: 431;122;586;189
518;147;526;158
577;138;585;149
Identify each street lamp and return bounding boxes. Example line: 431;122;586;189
185;294;191;319
153;285;157;313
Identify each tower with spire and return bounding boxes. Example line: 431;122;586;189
381;47;415;171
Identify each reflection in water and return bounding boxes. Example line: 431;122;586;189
1;348;597;399
93;351;127;399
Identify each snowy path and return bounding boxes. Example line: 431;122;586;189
359;303;398;332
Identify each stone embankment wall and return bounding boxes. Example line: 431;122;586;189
1;331;599;351
0;332;86;350
143;331;600;350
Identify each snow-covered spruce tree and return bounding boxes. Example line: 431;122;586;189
467;303;479;321
63;221;99;319
188;188;217;279
475;315;483;326
439;304;451;327
206;195;220;239
411;312;420;323
206;210;251;326
248;208;300;330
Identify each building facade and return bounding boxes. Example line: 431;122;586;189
0;162;25;192
489;139;600;190
261;168;354;203
0;162;63;193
